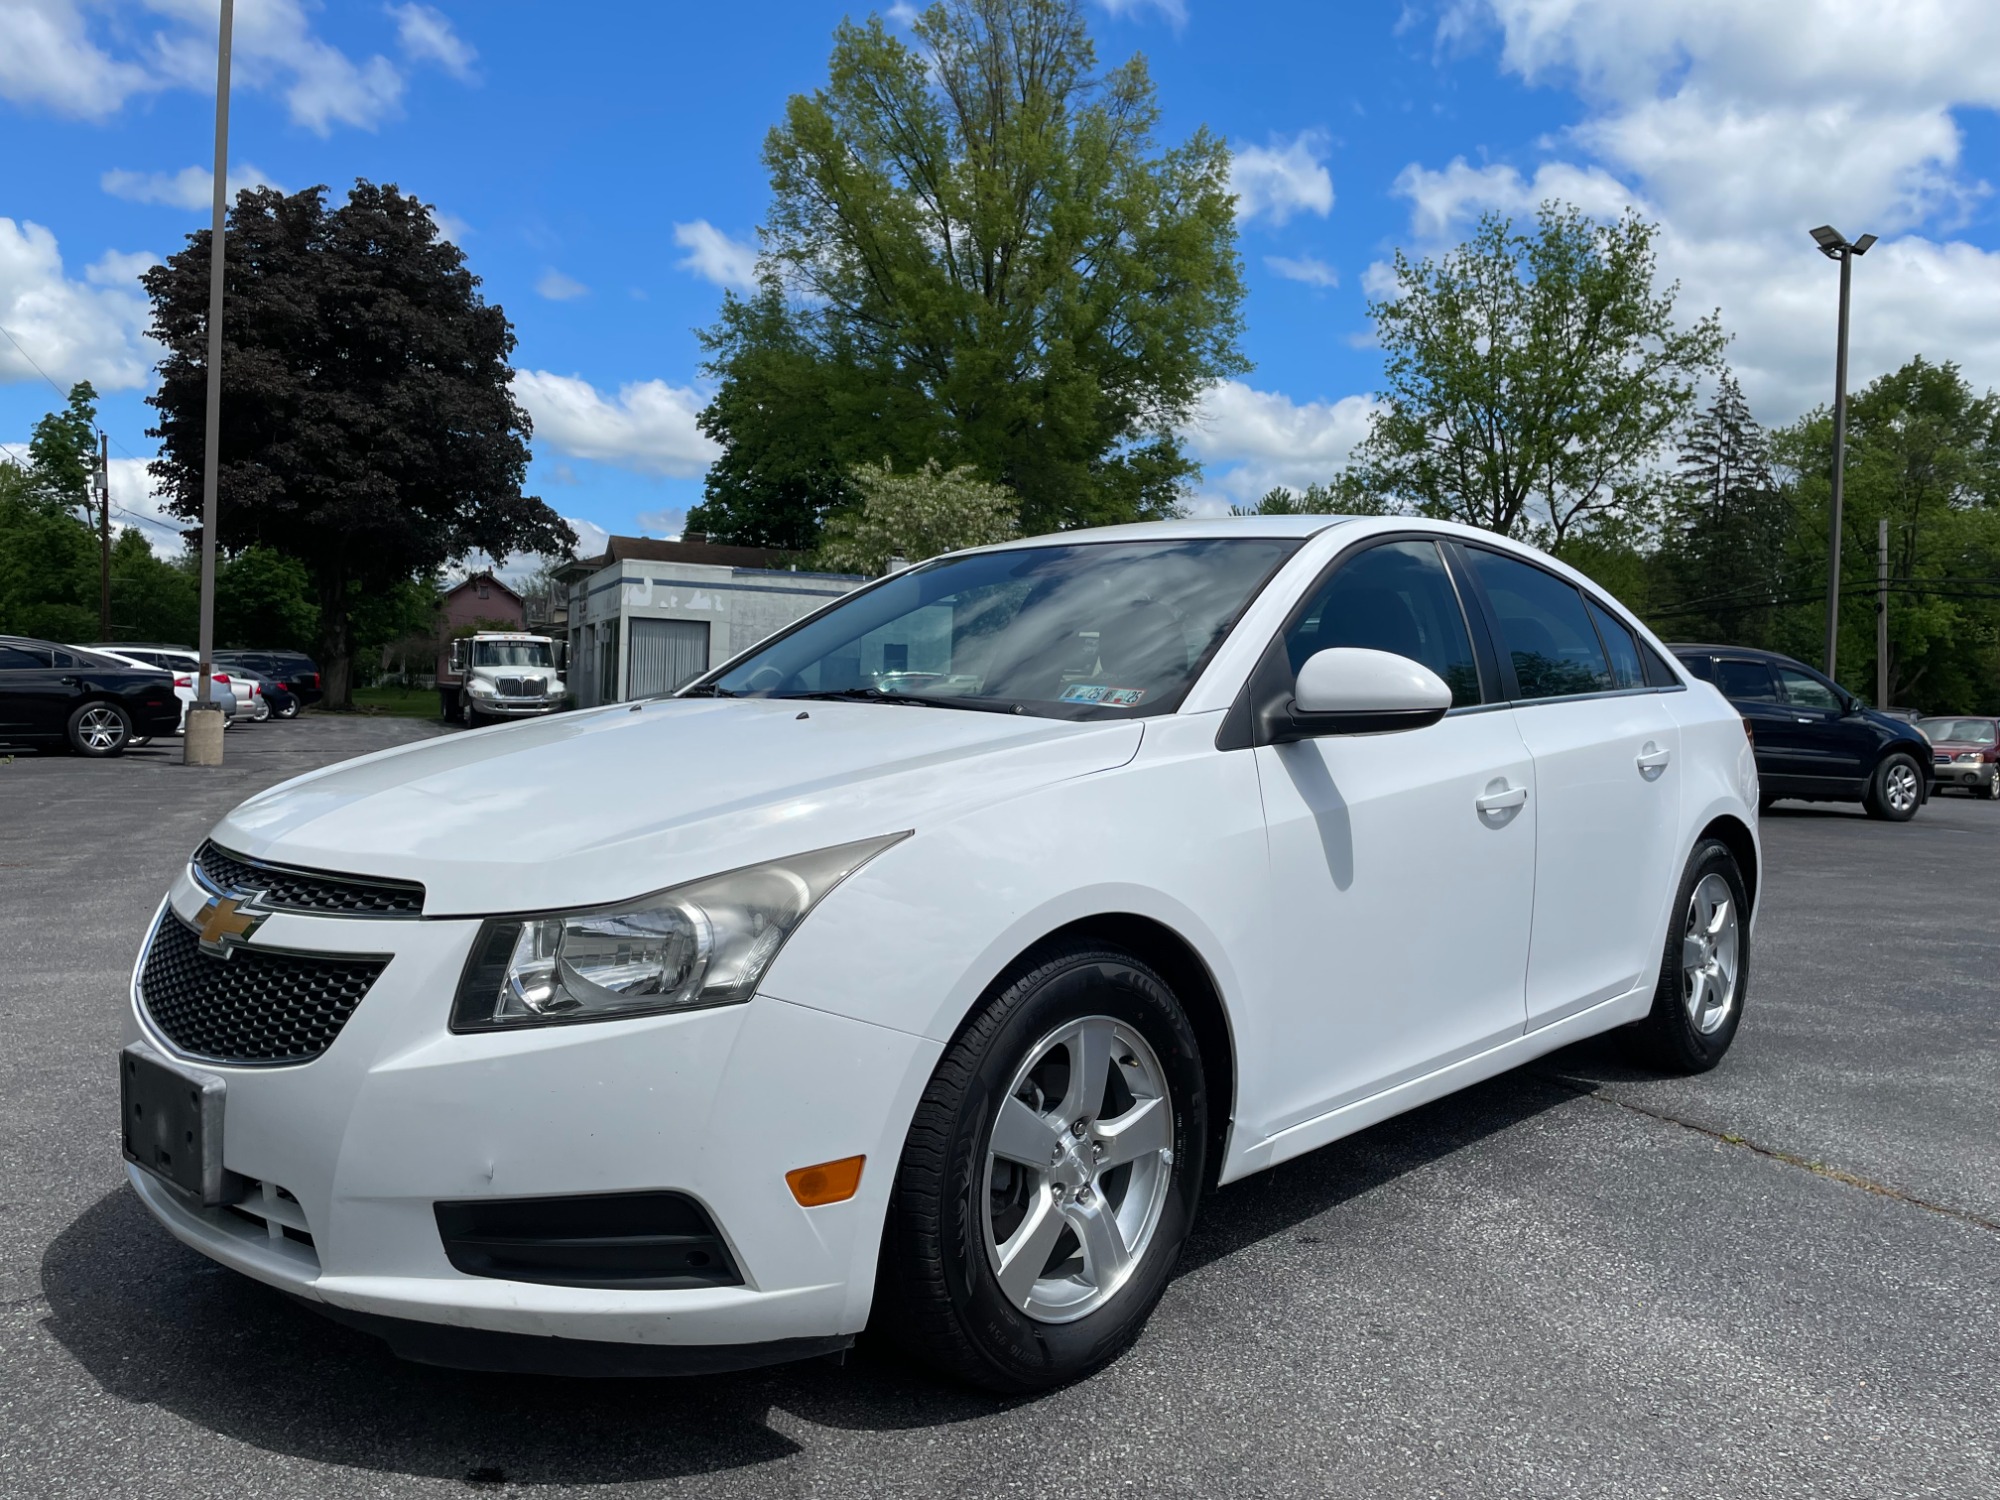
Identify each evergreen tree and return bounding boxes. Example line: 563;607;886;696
1656;373;1792;643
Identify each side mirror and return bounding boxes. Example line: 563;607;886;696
1276;648;1453;741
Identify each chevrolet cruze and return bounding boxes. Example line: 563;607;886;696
121;517;1760;1391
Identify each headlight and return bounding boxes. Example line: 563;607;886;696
1954;751;1982;763
469;679;498;697
450;832;910;1031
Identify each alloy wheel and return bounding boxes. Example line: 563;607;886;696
1885;761;1920;814
1681;872;1740;1035
982;1015;1175;1324
76;705;126;753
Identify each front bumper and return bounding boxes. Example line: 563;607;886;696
123;874;940;1358
473;697;563;717
1931;762;1996;790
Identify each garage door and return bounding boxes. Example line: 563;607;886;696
627;617;710;699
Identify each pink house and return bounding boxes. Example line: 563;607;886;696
432;572;526;681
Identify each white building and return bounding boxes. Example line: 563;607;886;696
559;536;867;706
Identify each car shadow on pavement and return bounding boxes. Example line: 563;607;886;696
39;1066;1580;1483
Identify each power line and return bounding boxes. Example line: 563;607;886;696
0;321;72;404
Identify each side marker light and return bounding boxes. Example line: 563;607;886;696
786;1155;865;1207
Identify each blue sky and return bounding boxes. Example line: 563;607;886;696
6;0;2000;564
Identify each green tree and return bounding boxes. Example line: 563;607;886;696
1362;204;1727;546
0;479;96;641
216;545;318;651
107;531;198;644
689;0;1246;547
1651;373;1794;644
1232;475;1396;516
818;459;1020;574
142;180;574;707
27;381;99;524
1771;358;2000;709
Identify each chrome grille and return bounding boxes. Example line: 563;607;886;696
496;675;524;696
138;913;386;1066
192;840;424;917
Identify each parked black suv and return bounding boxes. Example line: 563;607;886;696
1670;644;1933;820
213;650;323;706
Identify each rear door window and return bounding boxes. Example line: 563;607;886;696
1713;659;1780;701
1464;549;1611;700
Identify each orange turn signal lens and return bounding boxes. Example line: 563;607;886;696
786;1155;865;1207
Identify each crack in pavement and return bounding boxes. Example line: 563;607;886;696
1540;1072;2000;1237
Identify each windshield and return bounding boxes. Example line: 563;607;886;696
705;537;1302;717
473;640;553;668
1920;717;1996;745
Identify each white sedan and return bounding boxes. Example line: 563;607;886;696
120;517;1758;1391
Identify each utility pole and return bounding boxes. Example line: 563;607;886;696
1876;518;1889;712
1810;225;1876;683
97;430;110;638
185;0;234;766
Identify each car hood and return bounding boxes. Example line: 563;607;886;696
211;699;1144;915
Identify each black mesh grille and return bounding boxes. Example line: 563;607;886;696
139;914;387;1065
193;841;425;917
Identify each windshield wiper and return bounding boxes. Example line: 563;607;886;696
773;688;1024;715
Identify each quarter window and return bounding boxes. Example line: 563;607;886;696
1464;549;1611;700
1285;540;1483;707
1584;598;1646;690
1776;666;1841;711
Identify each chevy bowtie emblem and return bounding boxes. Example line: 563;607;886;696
196;895;265;956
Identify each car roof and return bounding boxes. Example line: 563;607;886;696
1666;643;1805;666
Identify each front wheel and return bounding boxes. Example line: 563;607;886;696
66;701;132;757
458;693;480;728
1865;753;1923;821
1631;839;1751;1074
874;941;1207;1393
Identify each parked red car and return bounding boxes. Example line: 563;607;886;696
1918;716;2000;799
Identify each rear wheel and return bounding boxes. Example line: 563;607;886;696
874;941;1207;1393
66;701;131;757
1865;753;1922;821
1631;839;1750;1074
275;698;300;720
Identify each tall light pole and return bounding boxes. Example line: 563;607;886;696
185;0;234;766
1809;224;1875;684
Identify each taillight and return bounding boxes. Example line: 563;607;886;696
174;675;192;688
1742;716;1754;744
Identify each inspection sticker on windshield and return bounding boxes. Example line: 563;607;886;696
1061;684;1144;706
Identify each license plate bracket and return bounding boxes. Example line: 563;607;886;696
121;1044;246;1206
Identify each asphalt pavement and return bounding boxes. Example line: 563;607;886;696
1;717;1995;1499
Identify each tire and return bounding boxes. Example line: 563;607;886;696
1630;838;1751;1075
439;690;455;723
458;693;480;728
276;699;300;720
129;736;151;748
1984;773;2000;803
874;941;1208;1393
253;698;270;723
66;700;132;757
1864;753;1923;822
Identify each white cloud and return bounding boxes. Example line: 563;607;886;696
672;220;759;291
427;206;472;244
1389;1;2000;422
1180;380;1378;502
635;507;687;538
535;269;589;302
387;2;476;80
101;163;283;212
1266;254;1339;288
565;517;610;558
512;370;720;477
107;456;188;558
0;0;475;134
1096;0;1189;24
1229;131;1335;227
0;0;152;117
0;220;156;391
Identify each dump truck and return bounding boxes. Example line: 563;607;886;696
437;631;566;726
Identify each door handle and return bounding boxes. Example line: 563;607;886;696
60;676;80;686
1794;716;1815;723
1475;782;1528;814
1636;742;1672;780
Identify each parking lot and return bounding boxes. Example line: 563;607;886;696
1;717;1995;1500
